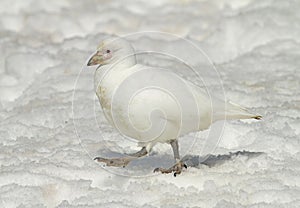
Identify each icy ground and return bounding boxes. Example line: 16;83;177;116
0;0;300;207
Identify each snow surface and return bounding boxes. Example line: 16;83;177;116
0;0;300;207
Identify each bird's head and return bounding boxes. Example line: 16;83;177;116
87;38;136;67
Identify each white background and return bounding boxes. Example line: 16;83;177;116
0;0;299;207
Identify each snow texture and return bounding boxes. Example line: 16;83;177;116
0;0;299;207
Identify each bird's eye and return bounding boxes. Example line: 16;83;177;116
106;50;110;53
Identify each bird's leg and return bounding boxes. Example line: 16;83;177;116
94;147;148;168
154;139;187;176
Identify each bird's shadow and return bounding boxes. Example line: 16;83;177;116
181;150;264;168
99;149;264;173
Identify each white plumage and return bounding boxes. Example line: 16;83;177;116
87;37;261;175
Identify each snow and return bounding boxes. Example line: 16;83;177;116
0;0;300;207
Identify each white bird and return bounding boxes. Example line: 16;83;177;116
87;37;261;176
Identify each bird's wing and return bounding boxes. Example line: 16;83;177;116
188;82;261;122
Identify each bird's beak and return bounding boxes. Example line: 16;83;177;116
87;51;104;66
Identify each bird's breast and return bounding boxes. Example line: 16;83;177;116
96;86;110;110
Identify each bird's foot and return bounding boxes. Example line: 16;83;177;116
153;161;187;177
94;156;132;167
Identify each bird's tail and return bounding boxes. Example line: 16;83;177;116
224;101;261;120
214;100;262;121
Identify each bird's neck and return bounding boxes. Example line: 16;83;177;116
94;55;136;91
113;46;137;66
